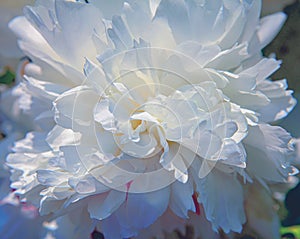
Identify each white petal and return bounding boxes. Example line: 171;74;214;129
115;187;170;238
258;12;287;49
108;15;132;49
197;170;245;233
155;0;190;43
46;125;81;151
54;86;98;129
256;79;296;122
207;43;248;71
244;124;294;183
94;99;117;132
102;214;122;239
37;170;67;186
169;179;195;218
88;190;125;220
149;0;161;17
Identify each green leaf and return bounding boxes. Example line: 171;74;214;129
0;68;15;85
281;225;300;238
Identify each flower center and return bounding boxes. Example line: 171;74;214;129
130;119;142;130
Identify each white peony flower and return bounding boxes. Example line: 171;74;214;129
4;0;298;238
